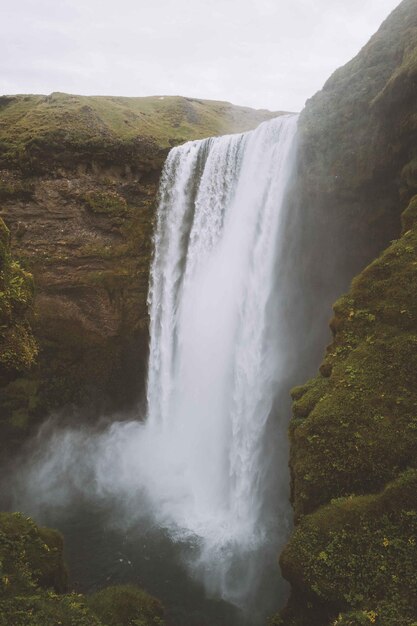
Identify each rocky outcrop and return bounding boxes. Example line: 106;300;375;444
274;1;417;624
284;0;417;386
274;197;417;625
0;512;165;626
0;94;278;440
0;511;67;594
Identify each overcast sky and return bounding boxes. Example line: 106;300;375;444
1;0;401;112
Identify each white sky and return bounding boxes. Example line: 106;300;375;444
1;0;401;112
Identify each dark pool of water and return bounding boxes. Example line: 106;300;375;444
46;500;251;626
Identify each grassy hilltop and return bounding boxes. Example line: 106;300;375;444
0;92;280;171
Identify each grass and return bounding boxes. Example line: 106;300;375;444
0;92;281;170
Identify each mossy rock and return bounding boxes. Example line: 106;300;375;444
0;592;103;626
0;217;38;453
290;196;417;518
0;512;67;596
83;191;129;215
0;515;166;626
0;218;37;373
279;471;417;626
87;585;165;626
281;195;417;625
402;194;417;231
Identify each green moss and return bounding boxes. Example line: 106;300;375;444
291;378;330;420
0;218;37;372
280;196;417;625
372;23;417;110
290;202;417;518
0;512;67;596
0;218;38;448
0;377;40;441
0;592;103;626
87;585;165;626
0;514;166;626
83;191;129;215
279;471;417;626
402;194;417;231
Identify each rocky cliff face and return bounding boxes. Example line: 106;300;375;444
283;0;417;387
276;197;417;625
274;1;417;624
0;217;37;449
0;93;278;442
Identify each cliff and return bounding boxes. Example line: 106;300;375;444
284;0;417;384
276;197;417;625
274;1;417;624
0;93;279;443
0;217;37;448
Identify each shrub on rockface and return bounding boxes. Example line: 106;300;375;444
0;218;37;373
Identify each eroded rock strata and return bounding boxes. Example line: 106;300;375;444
0;94;278;444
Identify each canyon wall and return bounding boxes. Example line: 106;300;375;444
274;1;417;623
0;93;278;448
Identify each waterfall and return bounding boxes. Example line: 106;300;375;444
144;114;299;603
13;114;299;618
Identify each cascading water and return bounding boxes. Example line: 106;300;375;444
12;114;299;622
143;113;299;604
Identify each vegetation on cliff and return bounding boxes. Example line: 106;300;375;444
273;196;417;625
0;217;38;449
272;2;417;623
290;194;417;518
0;218;37;373
278;471;417;626
0;512;165;626
88;585;165;626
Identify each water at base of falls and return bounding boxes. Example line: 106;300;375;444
12;114;299;623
